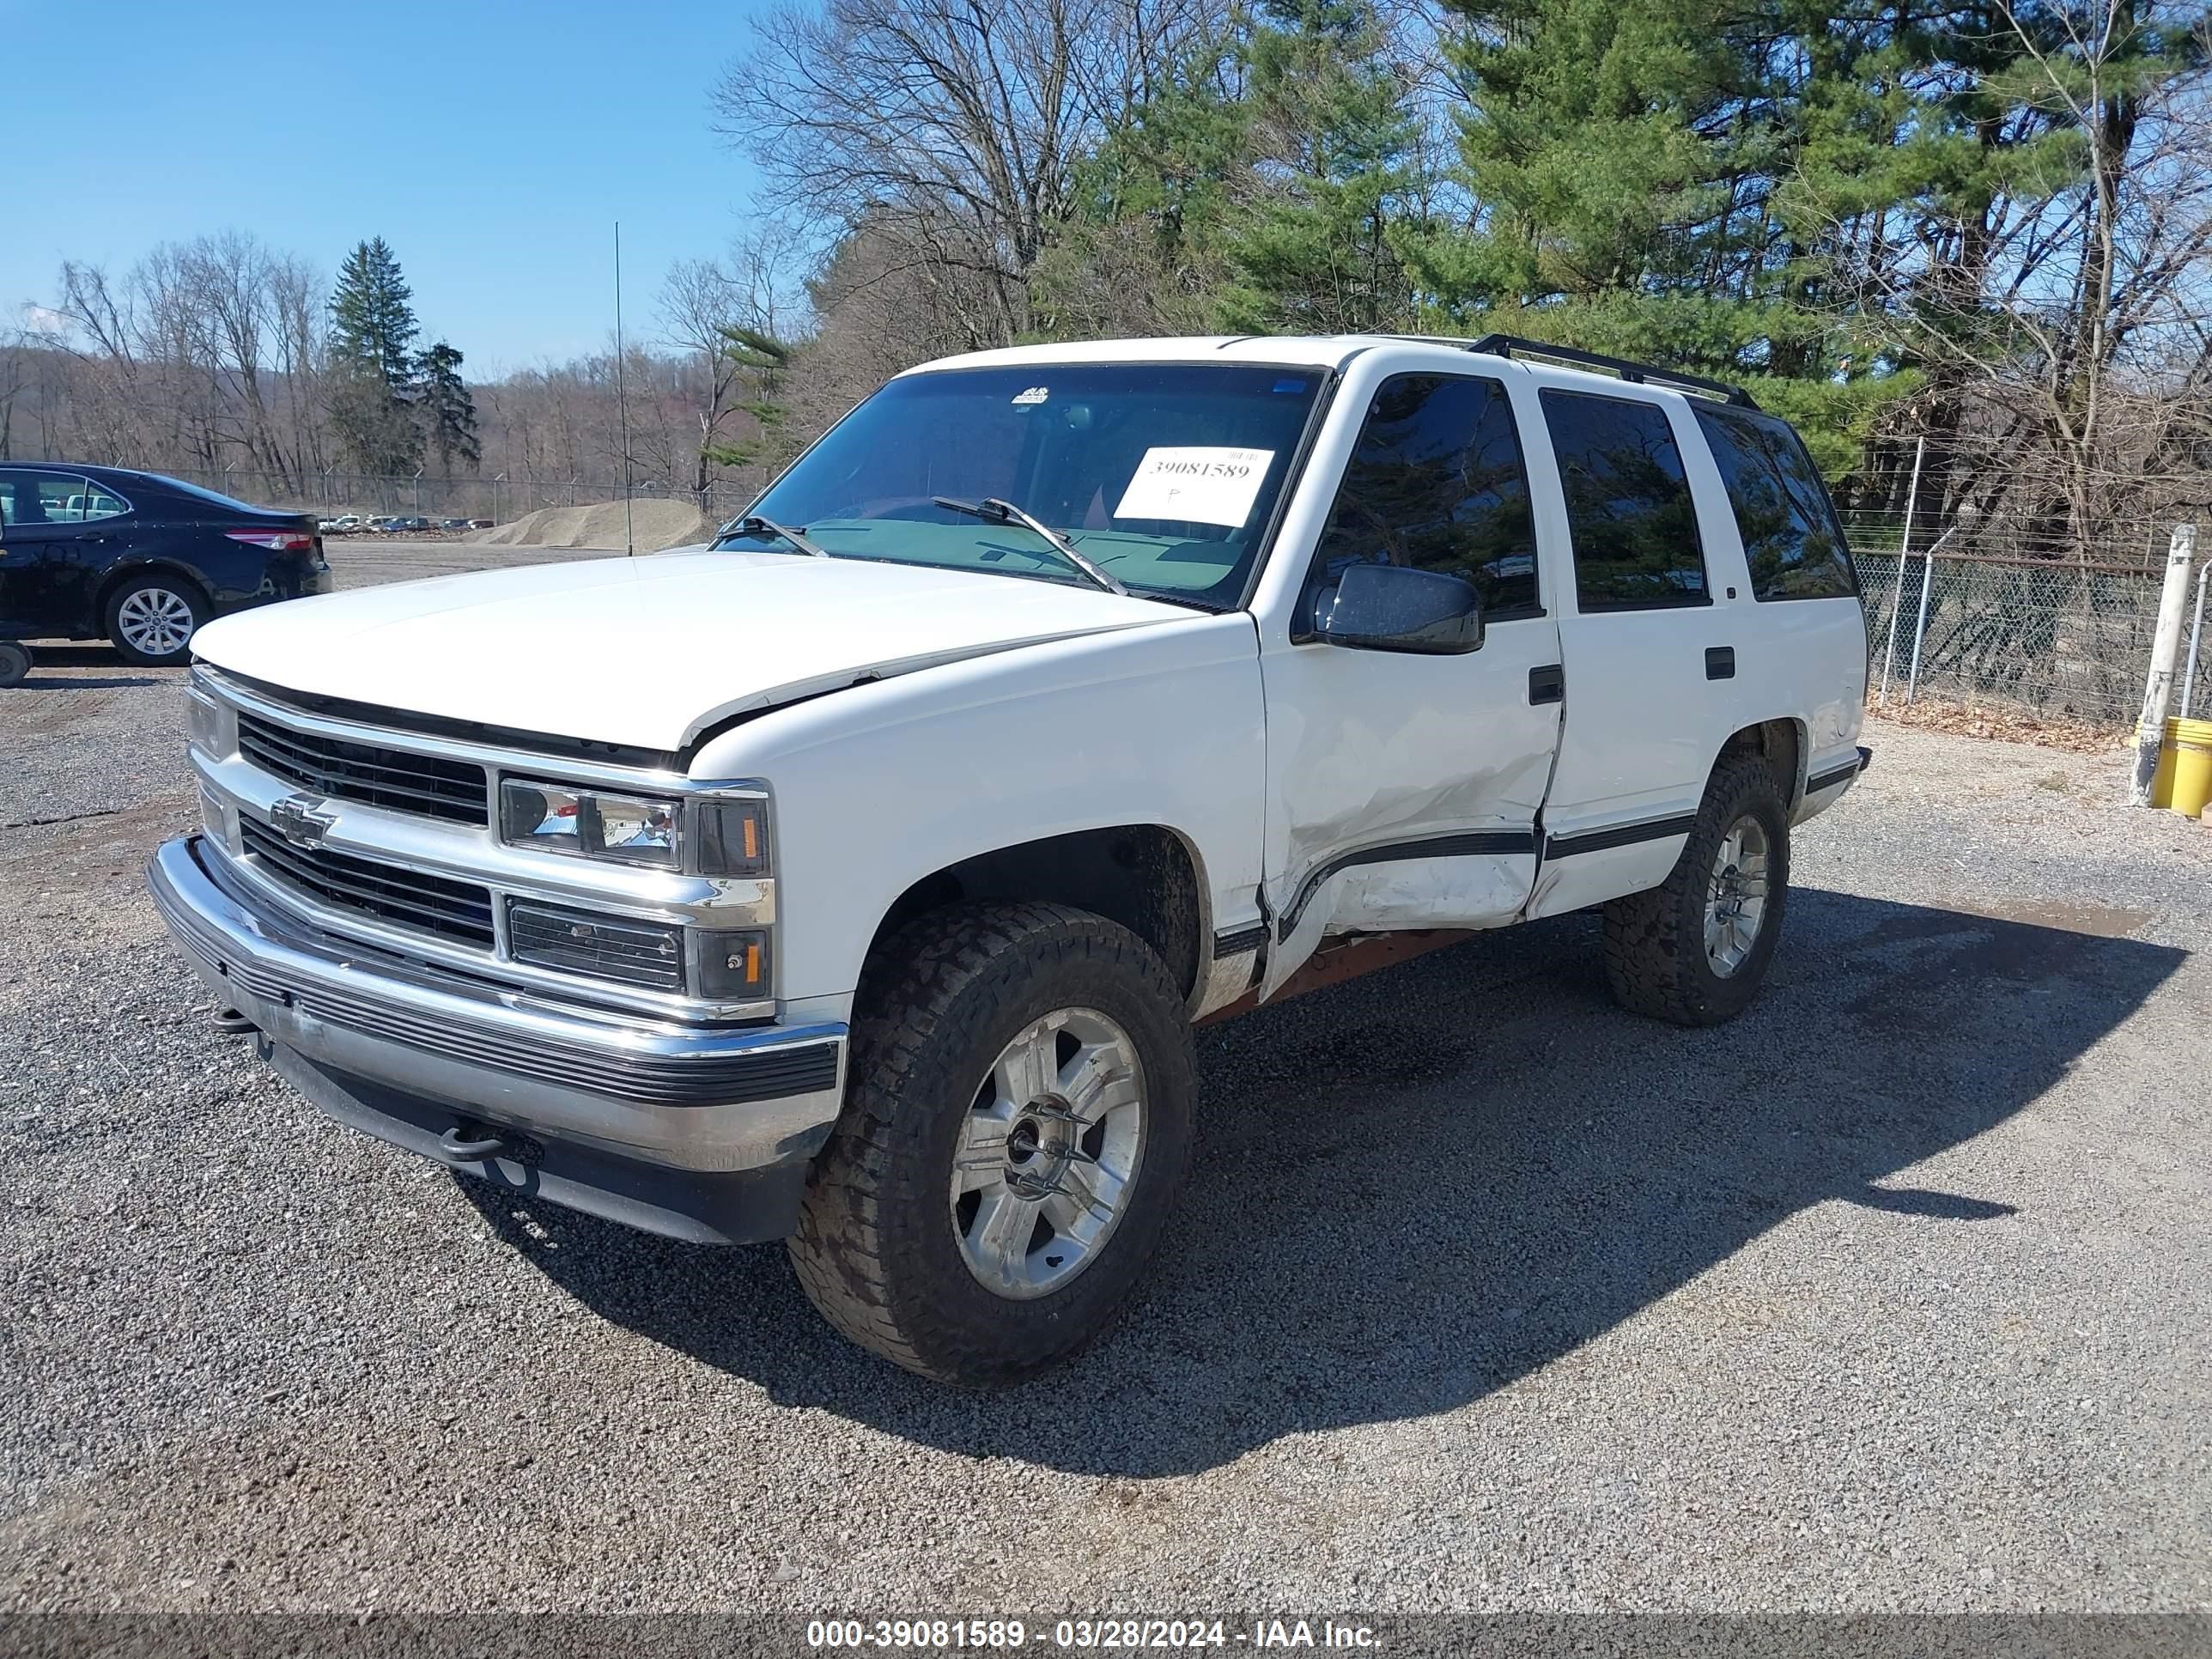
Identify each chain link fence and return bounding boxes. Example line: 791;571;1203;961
1850;528;2207;727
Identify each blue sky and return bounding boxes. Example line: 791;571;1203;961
5;0;770;372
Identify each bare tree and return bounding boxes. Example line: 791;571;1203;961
0;325;27;459
659;223;813;498
1816;0;2212;553
718;0;1214;348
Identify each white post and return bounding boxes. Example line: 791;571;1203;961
2133;524;2199;805
1877;436;1925;706
1905;542;1940;704
2181;559;2209;720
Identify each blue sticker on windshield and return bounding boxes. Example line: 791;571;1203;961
1272;378;1309;393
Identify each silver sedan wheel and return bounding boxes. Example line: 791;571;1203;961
116;587;197;658
1705;814;1771;976
949;1007;1147;1300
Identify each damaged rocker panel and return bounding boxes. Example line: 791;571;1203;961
1275;830;1538;941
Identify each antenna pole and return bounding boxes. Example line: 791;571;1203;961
615;220;634;558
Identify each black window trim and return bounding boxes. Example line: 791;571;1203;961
1540;385;1714;616
1690;402;1860;605
1294;367;1548;642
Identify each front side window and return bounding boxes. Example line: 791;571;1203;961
724;363;1325;606
1692;404;1856;600
1540;390;1709;611
1306;374;1540;618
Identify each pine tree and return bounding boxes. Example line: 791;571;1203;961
1214;0;1426;334
702;326;799;474
330;237;420;385
415;341;480;475
328;236;424;474
1043;1;1429;338
1398;0;1900;466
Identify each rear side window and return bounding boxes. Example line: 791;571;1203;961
1692;404;1856;600
1539;390;1708;611
1310;374;1540;618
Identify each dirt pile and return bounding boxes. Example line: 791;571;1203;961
466;498;717;552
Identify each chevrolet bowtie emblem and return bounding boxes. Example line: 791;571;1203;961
268;793;336;850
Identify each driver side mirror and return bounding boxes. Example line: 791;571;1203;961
1310;562;1485;654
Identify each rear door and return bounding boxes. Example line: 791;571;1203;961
1522;382;1758;916
1256;365;1565;994
1687;401;1869;802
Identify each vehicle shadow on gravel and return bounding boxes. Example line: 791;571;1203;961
9;644;167;689
462;887;2184;1477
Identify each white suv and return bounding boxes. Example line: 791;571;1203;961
152;333;1869;1383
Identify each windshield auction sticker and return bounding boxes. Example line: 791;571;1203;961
1113;447;1276;527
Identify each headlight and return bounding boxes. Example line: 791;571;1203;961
501;780;681;869
498;780;770;877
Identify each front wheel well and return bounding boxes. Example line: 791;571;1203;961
864;825;1205;1008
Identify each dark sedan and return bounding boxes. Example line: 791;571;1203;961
0;465;331;667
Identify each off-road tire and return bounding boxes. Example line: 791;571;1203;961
1601;754;1790;1027
788;902;1197;1387
105;573;209;667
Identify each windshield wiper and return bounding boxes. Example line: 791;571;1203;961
716;514;831;558
931;496;1129;596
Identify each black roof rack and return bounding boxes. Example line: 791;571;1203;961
1390;332;1759;408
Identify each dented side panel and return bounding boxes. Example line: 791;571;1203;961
1248;350;1568;997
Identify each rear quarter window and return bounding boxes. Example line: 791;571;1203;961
1692;404;1857;601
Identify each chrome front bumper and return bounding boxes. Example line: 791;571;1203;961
149;836;846;1242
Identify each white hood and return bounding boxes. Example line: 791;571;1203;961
190;549;1192;751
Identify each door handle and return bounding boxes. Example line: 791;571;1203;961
1705;647;1735;680
1528;664;1565;705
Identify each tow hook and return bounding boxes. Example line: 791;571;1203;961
440;1125;513;1161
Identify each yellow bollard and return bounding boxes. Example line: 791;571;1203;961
2152;716;2212;817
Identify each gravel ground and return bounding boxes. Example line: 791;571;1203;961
1;546;2208;1619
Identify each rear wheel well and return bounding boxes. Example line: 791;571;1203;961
1717;718;1803;806
865;826;1205;1008
94;562;210;623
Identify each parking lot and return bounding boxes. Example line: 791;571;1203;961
2;541;2209;1616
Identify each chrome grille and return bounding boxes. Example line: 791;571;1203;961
507;900;686;992
240;818;495;946
237;709;489;825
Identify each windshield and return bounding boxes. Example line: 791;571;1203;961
717;362;1325;606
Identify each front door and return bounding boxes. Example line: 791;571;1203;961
1257;369;1565;994
0;470;128;635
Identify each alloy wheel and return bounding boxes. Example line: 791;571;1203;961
948;1007;1147;1299
1704;814;1771;976
117;588;196;658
